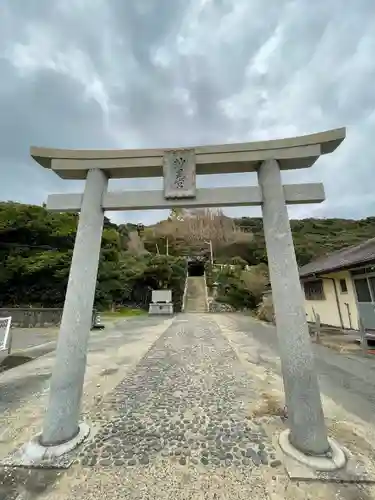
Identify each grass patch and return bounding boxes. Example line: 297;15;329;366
250;392;286;418
101;307;147;318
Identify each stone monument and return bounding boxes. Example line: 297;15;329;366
148;290;174;315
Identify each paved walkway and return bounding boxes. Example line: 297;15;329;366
9;327;59;352
224;314;375;426
1;314;375;499
79;316;274;468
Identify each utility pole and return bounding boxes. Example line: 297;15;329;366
205;240;213;265
166;237;169;256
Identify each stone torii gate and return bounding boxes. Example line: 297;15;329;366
28;127;346;469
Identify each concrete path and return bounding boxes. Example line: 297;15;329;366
0;317;167;416
225;314;375;425
9;327;59;352
1;327;59;367
1;314;375;499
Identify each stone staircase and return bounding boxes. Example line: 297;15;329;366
184;276;208;313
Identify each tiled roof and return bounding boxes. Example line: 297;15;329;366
299;238;375;277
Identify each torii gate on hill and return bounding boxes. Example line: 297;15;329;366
19;128;347;470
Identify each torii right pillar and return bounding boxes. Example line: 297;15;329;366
258;159;345;468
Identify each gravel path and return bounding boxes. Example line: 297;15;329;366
79;315;277;471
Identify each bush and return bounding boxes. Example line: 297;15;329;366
216;279;257;310
240;264;269;306
215;266;258;310
126;254;186;312
211;262;269;311
230;256;247;268
256;293;274;323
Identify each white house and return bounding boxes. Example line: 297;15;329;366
299;238;375;331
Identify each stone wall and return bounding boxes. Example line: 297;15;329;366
0;308;63;328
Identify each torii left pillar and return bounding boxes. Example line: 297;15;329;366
41;168;108;446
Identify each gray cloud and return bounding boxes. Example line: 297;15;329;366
1;0;375;225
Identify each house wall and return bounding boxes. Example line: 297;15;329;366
303;278;341;328
302;270;359;330
328;270;359;329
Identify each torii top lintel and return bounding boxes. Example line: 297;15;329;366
30;127;345;181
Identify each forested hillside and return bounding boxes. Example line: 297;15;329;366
142;210;375;267
1;202;374;309
0;202;186;309
232;216;375;266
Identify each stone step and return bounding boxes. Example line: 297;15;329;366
184;276;208;313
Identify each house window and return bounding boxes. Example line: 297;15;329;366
352;265;375;276
339;278;348;293
354;278;372;303
304;279;325;300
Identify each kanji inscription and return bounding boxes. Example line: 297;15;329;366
163;149;196;199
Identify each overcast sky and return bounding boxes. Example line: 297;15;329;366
1;0;374;225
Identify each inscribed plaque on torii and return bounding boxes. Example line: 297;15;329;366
163;149;196;199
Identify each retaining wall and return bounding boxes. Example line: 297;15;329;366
0;308;63;328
